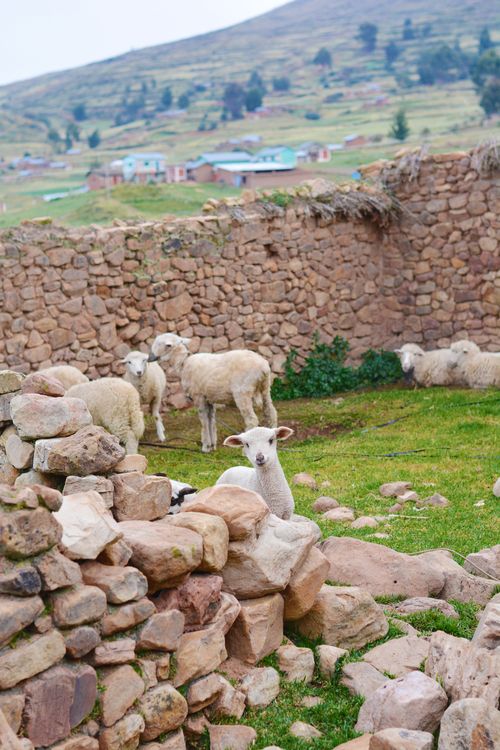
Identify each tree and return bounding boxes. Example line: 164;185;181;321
47;128;61;151
245;88;263;112
313;47;332;67
88;130;101;149
480;78;500;115
141;81;148;94
160;87;172;109
471;49;500;88
272;76;290;91
72;103;87;121
222;82;246;119
418;44;471;85
421;23;432;38
66;123;80;142
178;93;190;109
479;28;494;56
248;70;266;94
357;23;378;53
402;18;415;41
389;108;410;141
385;41;400;66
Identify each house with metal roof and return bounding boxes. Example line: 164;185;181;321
122;153;167;183
255;146;297;168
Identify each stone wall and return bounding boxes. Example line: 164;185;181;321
0;149;498;406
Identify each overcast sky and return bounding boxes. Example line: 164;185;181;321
1;0;288;87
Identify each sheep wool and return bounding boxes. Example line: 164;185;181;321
39;365;89;391
122;350;167;442
450;340;500;389
395;344;458;387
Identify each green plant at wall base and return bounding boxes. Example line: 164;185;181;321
271;335;403;400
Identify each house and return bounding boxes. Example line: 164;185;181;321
122;153;166;183
295;142;330;163
212;161;299;189
86;163;124;191
344;134;367;148
186;151;253;182
165;164;187;183
255;146;297;168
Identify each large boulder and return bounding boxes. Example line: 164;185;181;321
80;562;148;604
172;626;227;687
160;512;229;572
370;728;433;750
139;683;188;741
51;584;107;627
54;491;121;560
0;630;66;689
181;484;269;540
110;472;171;522
222;514;316;599
355;671;448;734
320;538;445;598
154;574;222;630
33;426;125;476
10;394;92;439
100;664;145;727
239;667;280;707
464;544;500;580
363;636;430;678
472;596;500;650
283;545;330;621
437;698;500;750
276;645;314;682
0;505;62;560
418;549;499;605
341;662;390;699
226;593;283;664
296;584;388;650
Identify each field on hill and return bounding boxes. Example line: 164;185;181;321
0;0;498;226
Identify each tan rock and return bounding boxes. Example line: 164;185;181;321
33;426;125;476
182;484;269;540
54;491;121;560
51;584;107;626
472;598;500;650
370;728;433;749
100;665;145;727
64;626;101;659
0;630;66;689
0;506;62;559
0;371;24;395
186;673;224;713
289;721;322;739
21;372;66;398
206;676;246;720
464;544;500;580
283;545;330;621
50;738;99;750
139;683;188;741
226;593;283;664
276;644;314;682
137;611;185;651
418;549;499;605
30;483;63;511
99;713;145;750
0;594;44;647
391;597;458;618
208;725;257;750
92;638;136;666
113;454;148;473
316;645;348;678
139;729;185;750
162;512;229;572
101;598;156;637
363;636;430;677
351;516;378;529
341;662;390;699
173;625;227;687
379;482;412;497
437;698;500;750
312;496;339;513
35;547;82;591
322;506;355;522
240;666;280;707
292;472;317;489
63;475;114;508
5;434;34;470
10;393;92;439
98;537;133;566
335;737;372;750
0;708;26;750
0;689;24;732
80;562;148;604
111;472;171;522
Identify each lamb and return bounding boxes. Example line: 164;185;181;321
148;333;278;452
122;350;167;442
448;340;500;388
66;378;144;454
38;365;89;391
394;344;458;387
216;425;295;520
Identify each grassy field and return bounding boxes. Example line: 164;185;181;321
142;385;499;748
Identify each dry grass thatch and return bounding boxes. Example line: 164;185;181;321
377;145;429;190
471;139;500;176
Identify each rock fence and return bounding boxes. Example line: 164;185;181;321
0;148;498;406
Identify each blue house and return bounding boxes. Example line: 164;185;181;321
122;153;166;183
255;146;297;168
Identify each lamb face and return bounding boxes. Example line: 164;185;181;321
394;344;424;373
448;339;480;369
122;351;149;378
149;333;191;362
224;425;293;467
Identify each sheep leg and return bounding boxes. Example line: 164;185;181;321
125;432;139;454
207;403;217;451
234;392;259;430
152;397;166;442
197;400;213;453
262;392;278;428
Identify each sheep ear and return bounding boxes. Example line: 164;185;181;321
223;435;243;448
394;348;402;354
181;337;191;346
275;426;294;441
120;358;128;364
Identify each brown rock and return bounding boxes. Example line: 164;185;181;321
0;562;41;597
30;483;63;511
33;426;125;476
322;506;355;522
341;662;390;699
226;593;283;664
312;496;339;513
296;584;388;650
139;729;186;750
155;574;222;628
183;710;211;739
80;561;148;604
0;630;66;689
101;597;155;636
437;698;500;750
276;644;314;682
98;537;133;566
0;594;44;646
464;544;500;580
206;677;246;720
51;584;107;626
70;664;98;728
161;512;229;572
472;597;500;650
21;373;66;397
283;546;329;621
182;484;269;540
173;626;227;687
316;645;348;678
335;738;372;750
0;689;24;732
186;673;224;713
363;636;430;677
5;434;34;470
0;506;62;559
113;454;148;473
63;475;114;508
0;708;26;750
10;393;92;440
111;472;171;522
118;520;203;593
35;547;83;591
240;666;280;707
379;482;412;497
289;721;322;739
0;371;24;395
352;516;379;530
100;664;145;727
92;638;136;666
139;683;188;741
137;610;185;651
51;738;99;750
23;666;76;746
292;472;317;489
99;713;145;750
64;626;101;658
370;728;433;749
418;549;499;605
418;493;449;508
208;725;257;750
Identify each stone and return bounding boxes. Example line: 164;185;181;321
222;514;316;599
335;739;372;750
312;496;339;513
389;619;420;637
292;472;317;489
0;689;24;732
172;626;227;687
69;664;98;728
352;516;379;529
99;713;145;750
355;671;448;734
155;574;222;629
276;644;314;682
10;394;92;439
341;662;390;699
296;585;388;650
425;630;500;706
54;491;121;560
139;683;188;741
0;563;41;597
14;469;59;490
472;598;500;650
379;482;412;497
322;506;355;522
0;506;62;559
418;549;499;605
0;371;24;395
240;666;280;707
226;593;283;664
493;478;500;498
35;547;82;591
283;545;330;621
51;584;107;626
363;636;430;678
289;721;322;739
80;561;148;604
98;537;133;566
113;453;148;473
92;638;136;666
51;739;99;750
5;435;34;470
182;484;269;540
370;728;433;749
320;537;445;598
183;711;211;738
208;725;257;750
418;492;449;507
316;645;348;678
464;544;500;579
64;626;101;658
63;475;114;508
0;484;38;509
162;512;229;572
137;610;185;651
111;472;171;522
100;665;145;727
197;590;240;635
391;597;458;618
33;425;125;475
101;597;156;636
206;677;246;720
118;520;203;593
0;708;26;750
437;698;500;750
30;483;63;511
140;729;186;750
0;594;44;646
397;491;420;504
186;673;224;713
0;630;66;689
21;372;66;397
301;696;322;708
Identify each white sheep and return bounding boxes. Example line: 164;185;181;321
149;333;278;453
39;365;89;391
448;340;500;388
122;350;167;442
217;426;295;520
66;378;144;454
394;344;458;387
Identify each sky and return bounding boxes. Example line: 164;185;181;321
1;0;288;87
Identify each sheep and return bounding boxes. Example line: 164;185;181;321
151;473;198;513
122;350;167;442
216;425;295;520
148;333;278;453
448;340;500;388
66;378;144;454
394;344;458;387
39;365;89;391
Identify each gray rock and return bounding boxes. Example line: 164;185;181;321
437;698;500;750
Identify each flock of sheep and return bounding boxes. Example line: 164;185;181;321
395;340;500;389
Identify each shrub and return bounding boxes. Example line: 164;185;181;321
305;111;321;120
